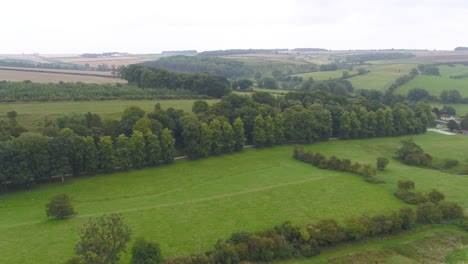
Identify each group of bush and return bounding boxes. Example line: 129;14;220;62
164;205;431;264
293;145;385;183
394;180;465;224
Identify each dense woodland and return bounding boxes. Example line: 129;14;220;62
0;88;434;190
119;65;231;98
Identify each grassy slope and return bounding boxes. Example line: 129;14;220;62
1;133;467;263
0;99;219;129
397;64;468;97
1;148;403;263
349;63;418;91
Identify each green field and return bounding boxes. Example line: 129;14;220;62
1;132;467;263
398;64;468;97
293;70;355;81
433;103;468;117
0;99;219;129
349;63;418;90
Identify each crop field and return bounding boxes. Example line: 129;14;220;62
397;64;468;97
0;99;219;128
1;133;467;263
0;68;126;84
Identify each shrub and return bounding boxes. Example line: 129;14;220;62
397;180;415;191
427;189;445;204
46;194;75;219
416;202;442;224
438;201;464;220
399;207;416;230
376;157;389;170
131;237;162;264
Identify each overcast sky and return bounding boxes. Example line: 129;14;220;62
2;0;467;54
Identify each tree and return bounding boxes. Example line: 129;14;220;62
253;115;267;147
376;157;389;170
416;202;442;224
407;88;429;101
115;134;132;170
397;180;415;191
74;213;131;264
130;131;146;168
145;132;161;166
131;237;162;264
461;114;468;130
98;136;114;172
232;117;246;151
447;120;459;131
46;194;75;219
192;100;210;114
221;120;235;153
210;118;224;155
160;128;175;164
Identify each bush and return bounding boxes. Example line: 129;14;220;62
46;194;75;219
376;157;389;170
427;189;445;204
438;201;464;220
131;237;162;264
416;202;442;224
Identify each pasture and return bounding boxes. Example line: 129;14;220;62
0;99;219;128
349;63;418;90
1;132;467;263
397;64;468;97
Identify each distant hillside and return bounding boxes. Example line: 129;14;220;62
198;49;288;57
140;55;252;78
454;46;468;51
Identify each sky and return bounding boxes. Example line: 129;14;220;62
1;0;467;54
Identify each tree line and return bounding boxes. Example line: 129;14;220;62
0;90;434;190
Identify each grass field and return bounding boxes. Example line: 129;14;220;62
0;99;219;129
293;70;355;81
433;103;468;117
349;63;418;90
0;68;126;84
1;133;467;263
398;64;468;97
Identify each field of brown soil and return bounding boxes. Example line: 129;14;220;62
0;66;115;76
0;68;126;83
58;56;152;67
408;50;468;62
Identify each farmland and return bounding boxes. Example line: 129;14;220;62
397;64;468;97
1;132;467;263
0;67;126;84
0;99;219;128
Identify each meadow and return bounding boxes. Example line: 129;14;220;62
1;132;467;263
0;99;219;128
349;63;418;90
397;64;468;97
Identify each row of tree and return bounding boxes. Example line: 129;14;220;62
292;146;383;183
0;128;175;187
1;91;435;188
119;65;231;98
